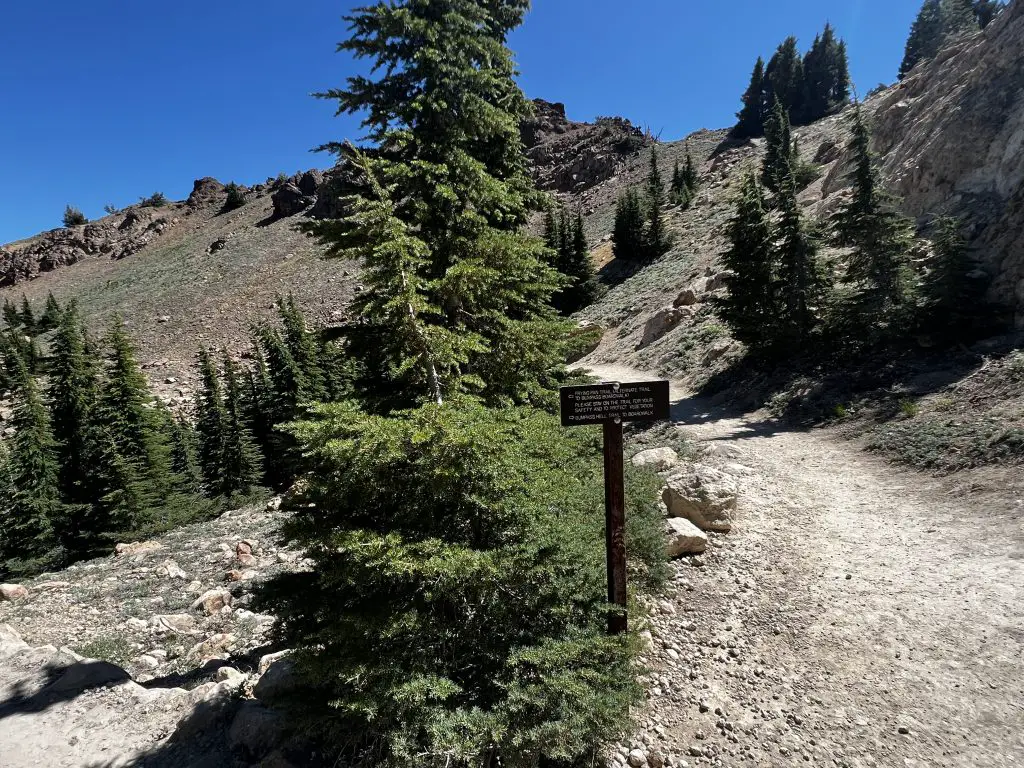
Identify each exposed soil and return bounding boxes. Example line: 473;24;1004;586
586;364;1024;768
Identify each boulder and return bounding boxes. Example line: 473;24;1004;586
665;518;708;558
631;447;680;472
271;183;312;218
156;558;188;579
662;464;738;532
0;623;29;656
297;169;323;196
639;307;693;348
192;588;233;615
187;633;238;662
187;177;226;208
673;288;699;307
0;583;29;601
115;540;164;557
45;659;131;694
254;656;298;705
229;701;287;760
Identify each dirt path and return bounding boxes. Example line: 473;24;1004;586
585;364;1024;768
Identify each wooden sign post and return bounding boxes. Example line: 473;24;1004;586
560;380;671;634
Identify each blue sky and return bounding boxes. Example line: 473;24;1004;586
0;0;922;244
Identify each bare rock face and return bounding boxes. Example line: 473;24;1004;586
873;4;1024;327
639;306;694;348
187;177;226;208
662;464;738;533
522;99;653;193
271;183;313;218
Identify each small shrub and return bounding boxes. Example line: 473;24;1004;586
139;192;168;208
932;397;956;412
899;399;919;418
833;403;849;419
62;205;88;227
77;635;134;666
222;182;246;212
103;204;119;215
793;160;822;190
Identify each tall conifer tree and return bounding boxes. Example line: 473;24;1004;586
644;149;671;260
195;348;228;494
765;37;805;121
734;57;767;138
900;0;944;78
219;352;263;496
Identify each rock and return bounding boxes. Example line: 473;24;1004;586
702;339;732;365
297;169;323;197
236;541;253;557
151;613;198;634
188;633;238;662
187;177;226;208
271;183;313;218
631;447;680;472
647;750;665;768
0;583;29;601
157;315;171;323
237;553;259;567
627;749;647;768
156;558;188;579
266;496;283;511
226;569;258;582
254;656;298;705
216;666;246;683
229;701;287;760
135;654;160;669
0;623;29;656
813;139;842;164
673;288;699;307
124;617;150;631
115;540;164;557
662;464;738;532
192;588;233;615
45;660;131;693
666;518;708;557
640;307;693;347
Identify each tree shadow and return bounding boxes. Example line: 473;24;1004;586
0;658;130;721
596;256;650;290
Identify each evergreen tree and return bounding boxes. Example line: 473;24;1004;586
302;0;568;410
242;345;277;477
48;303;101;509
219;352;263;496
2;299;20;329
277;295;327;401
733;57;767;138
717;174;777;350
612;188;647;262
669;159;685;205
195;348;228;494
801;24;851;122
19;296;35;336
0;363;64;574
832;108;916;340
974;0;1006;28
644;149;671;260
682;149;699;193
762;98;795;193
775;168;825;351
552;211;600;315
542;206;560;253
900;0;944;78
168;413;203;496
39;293;62;331
941;0;981;34
919;216;990;341
765;37;805;121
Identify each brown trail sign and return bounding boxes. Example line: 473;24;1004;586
560;380;672;634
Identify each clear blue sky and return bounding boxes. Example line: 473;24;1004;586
0;0;922;244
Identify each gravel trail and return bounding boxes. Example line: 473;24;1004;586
586;363;1024;768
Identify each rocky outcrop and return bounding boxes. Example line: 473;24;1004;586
522;99;653;193
872;3;1024;327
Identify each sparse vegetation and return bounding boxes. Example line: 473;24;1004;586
62;205;88;227
222;182;246;212
139;192;168;208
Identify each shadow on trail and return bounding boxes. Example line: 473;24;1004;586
0;659;129;721
668;392;799;443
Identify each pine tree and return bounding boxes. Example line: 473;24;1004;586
242;345;276;479
776;167;825;351
277;295;327;401
683;150;699;194
765;37;805;122
919;216;990;341
762;98;795;193
941;0;981;35
802;24;851;123
195;348;228;495
48;303;101;510
832;108;916;340
302;0;568;409
219;352;263;496
717;174;777;350
2;299;20;329
0;363;64;574
255;4;655;764
900;0;944;78
168;414;203;495
612;188;647;262
644;149;671;260
552;211;600;315
39;293;62;331
19;296;35;336
733;57;767;138
542;206;560;253
974;0;1006;29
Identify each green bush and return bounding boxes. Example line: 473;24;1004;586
62;205;88;227
223;182;246;212
139;192;168;208
257;400;665;767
